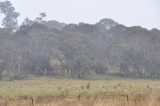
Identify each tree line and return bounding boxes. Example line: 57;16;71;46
0;0;160;80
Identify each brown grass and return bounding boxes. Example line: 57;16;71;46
0;78;160;106
0;94;160;106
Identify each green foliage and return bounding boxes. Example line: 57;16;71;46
0;0;20;30
0;7;160;79
1;70;11;81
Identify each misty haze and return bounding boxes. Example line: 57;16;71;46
0;0;160;106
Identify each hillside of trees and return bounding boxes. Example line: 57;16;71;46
0;1;160;80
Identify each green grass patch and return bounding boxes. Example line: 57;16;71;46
0;77;159;100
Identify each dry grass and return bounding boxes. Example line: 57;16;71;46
0;95;160;106
0;77;160;106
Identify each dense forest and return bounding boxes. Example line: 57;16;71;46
0;1;160;80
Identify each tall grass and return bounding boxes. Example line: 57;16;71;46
0;77;160;106
0;95;160;106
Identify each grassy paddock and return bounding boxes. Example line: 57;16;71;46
0;77;160;106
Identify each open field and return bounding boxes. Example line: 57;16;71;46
0;77;160;106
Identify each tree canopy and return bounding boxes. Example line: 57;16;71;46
0;0;19;30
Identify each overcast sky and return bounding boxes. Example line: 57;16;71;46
8;0;160;29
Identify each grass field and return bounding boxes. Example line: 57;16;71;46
0;77;160;106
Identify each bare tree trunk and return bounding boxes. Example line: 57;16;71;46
18;63;21;72
0;71;2;80
44;68;47;77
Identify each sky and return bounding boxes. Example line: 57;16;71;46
3;0;160;29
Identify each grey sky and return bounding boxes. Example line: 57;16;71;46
9;0;160;29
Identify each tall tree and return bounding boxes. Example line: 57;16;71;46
35;12;46;23
0;0;20;30
40;13;46;20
